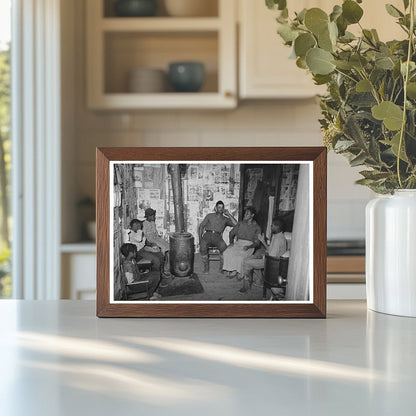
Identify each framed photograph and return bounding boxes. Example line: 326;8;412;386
96;147;327;318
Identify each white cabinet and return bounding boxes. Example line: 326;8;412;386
238;0;404;99
86;0;237;109
239;0;325;99
61;244;96;300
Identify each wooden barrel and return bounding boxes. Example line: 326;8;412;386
169;232;195;277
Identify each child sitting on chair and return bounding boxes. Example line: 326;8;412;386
126;219;145;252
120;243;161;299
120;243;143;284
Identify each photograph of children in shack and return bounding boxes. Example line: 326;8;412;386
110;162;312;303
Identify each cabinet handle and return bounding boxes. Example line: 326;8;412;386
224;91;234;99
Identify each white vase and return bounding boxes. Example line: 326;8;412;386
366;190;416;317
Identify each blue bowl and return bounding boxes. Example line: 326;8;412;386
168;62;205;93
114;0;157;17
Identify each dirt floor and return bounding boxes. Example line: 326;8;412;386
159;253;281;301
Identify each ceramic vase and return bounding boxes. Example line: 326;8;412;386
366;190;416;317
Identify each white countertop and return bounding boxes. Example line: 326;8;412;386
0;300;415;415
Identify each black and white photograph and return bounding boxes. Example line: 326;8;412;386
110;161;312;303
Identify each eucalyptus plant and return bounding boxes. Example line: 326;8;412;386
266;0;416;193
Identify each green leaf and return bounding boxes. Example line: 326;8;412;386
336;15;348;36
375;55;395;70
356;79;372;92
318;27;334;52
304;8;329;35
401;61;416;76
330;5;342;22
385;4;404;18
360;170;391;181
276;14;287;24
383;132;409;162
313;74;332;85
343;114;367;147
350;152;368;167
355;178;378;186
296;8;307;23
266;0;287;11
306;48;335;75
328;21;338;45
294;33;316;58
350;54;368;70
333;60;352;70
334;140;355;151
339;31;356;43
407;82;416;99
378;77;386;100
371;29;380;43
372;101;404;131
277;23;299;43
403;0;409;10
363;29;376;46
369;136;382;163
296;57;308;69
342;0;364;24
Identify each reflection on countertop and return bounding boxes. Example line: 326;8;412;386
327;239;365;256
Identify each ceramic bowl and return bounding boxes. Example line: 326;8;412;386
168;62;205;92
114;0;158;17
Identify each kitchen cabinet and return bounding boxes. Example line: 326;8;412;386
238;0;404;99
239;0;325;99
86;0;237;109
61;244;96;300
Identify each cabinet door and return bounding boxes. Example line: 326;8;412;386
62;253;96;300
239;0;326;99
239;0;404;99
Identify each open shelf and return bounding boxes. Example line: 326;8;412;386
86;0;236;109
103;0;219;18
104;31;218;94
101;17;221;31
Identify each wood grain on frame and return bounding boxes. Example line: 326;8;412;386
96;147;327;318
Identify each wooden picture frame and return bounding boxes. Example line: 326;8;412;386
96;147;327;318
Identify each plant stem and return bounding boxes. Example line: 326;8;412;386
397;0;415;188
334;68;358;84
358;69;381;104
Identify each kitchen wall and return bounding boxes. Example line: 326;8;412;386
61;0;374;243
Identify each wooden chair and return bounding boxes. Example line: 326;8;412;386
263;254;287;300
120;262;151;301
207;245;221;271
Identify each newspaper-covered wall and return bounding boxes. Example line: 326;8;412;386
129;163;240;252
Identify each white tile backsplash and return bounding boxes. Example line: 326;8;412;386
74;99;370;240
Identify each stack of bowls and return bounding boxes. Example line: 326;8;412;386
128;68;167;93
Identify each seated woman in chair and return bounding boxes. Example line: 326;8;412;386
222;206;261;280
120;243;161;299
